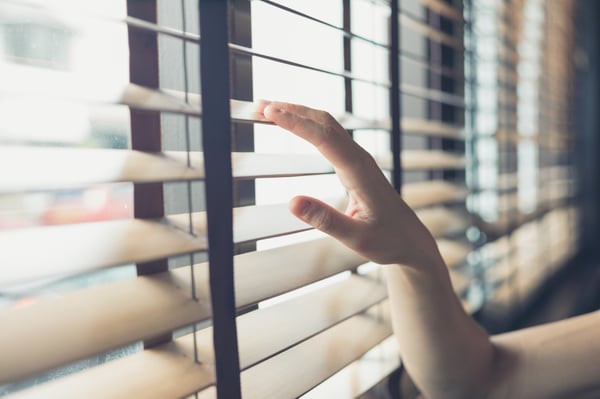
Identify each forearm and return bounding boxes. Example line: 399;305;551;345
385;257;495;399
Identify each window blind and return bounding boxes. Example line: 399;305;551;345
1;0;581;398
464;0;579;318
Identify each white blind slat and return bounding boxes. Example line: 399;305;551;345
7;343;215;399
0;271;211;384
237;314;391;399
183;275;388;371
0;219;207;286
0;149;342;192
403;181;468;209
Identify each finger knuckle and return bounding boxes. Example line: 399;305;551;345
287;114;300;130
312;209;333;232
322;111;336;124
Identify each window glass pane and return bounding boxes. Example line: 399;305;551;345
252;58;345;113
351;40;389;85
251;1;343;73
353;81;389;120
269;0;342;27
351;0;390;45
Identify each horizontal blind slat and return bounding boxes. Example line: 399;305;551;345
6;343;215;399
419;0;463;22
0;68;199;113
0;148;338;192
0;147;205;191
237;315;392;399
400;14;463;49
0;147;465;192
232;237;366;307
402;84;466;107
438;239;471;268
0;219;207;286
219;198;345;243
402;118;465;139
336;113;392;130
183;275;388;371
403;181;468;208
300;336;400;399
237;275;387;369
229;197;345;243
377;151;465;171
1;200;349;286
401;150;465;170
415;207;469;237
0;271;211;384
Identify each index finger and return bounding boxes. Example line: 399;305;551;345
257;100;333;124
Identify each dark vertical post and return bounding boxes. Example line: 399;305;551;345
230;0;256;255
343;0;353;115
128;0;169;349
575;0;600;257
127;3;168;273
390;0;402;192
198;1;242;398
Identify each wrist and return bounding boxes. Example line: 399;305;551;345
386;251;453;293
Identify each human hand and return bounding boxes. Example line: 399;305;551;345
259;101;444;270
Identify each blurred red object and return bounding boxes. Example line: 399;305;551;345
42;185;132;225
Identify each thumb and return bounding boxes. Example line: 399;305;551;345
289;196;359;242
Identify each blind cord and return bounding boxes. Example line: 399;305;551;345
180;0;200;370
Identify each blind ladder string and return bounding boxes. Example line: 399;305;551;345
180;0;201;370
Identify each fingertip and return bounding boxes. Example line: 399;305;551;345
265;100;289;116
264;104;282;120
254;99;271;114
289;196;312;220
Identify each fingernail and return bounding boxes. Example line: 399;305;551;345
265;104;284;115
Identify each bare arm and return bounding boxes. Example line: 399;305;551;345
490;311;600;399
260;100;600;399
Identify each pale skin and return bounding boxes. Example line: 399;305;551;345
259;100;600;399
